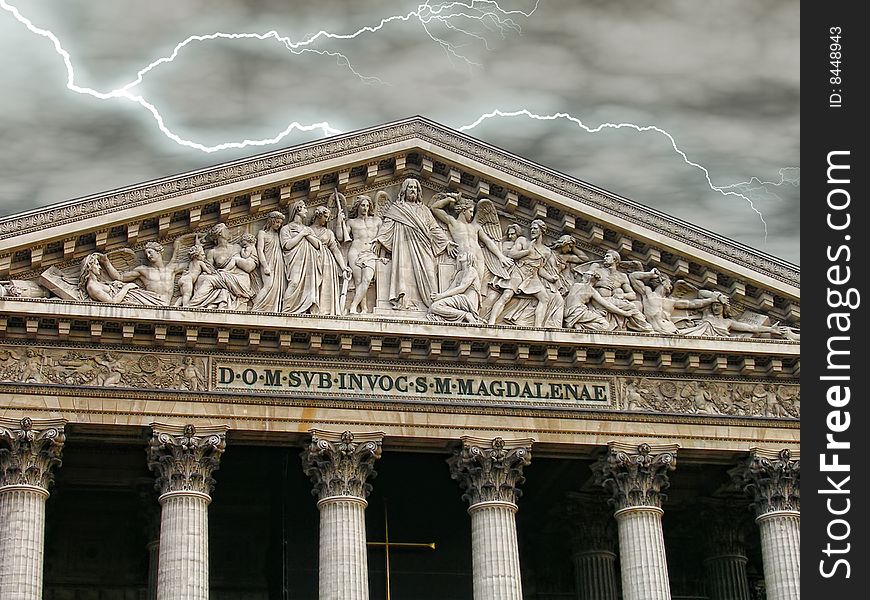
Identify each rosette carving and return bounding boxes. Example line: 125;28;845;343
447;436;533;507
731;448;800;516
301;430;384;501
592;442;678;511
0;416;66;490
147;423;227;496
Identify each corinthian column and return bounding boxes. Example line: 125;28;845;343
701;500;752;600
563;493;619;600
302;430;384;600
593;442;678;600
0;416;66;600
147;423;227;600
732;448;800;600
448;436;533;600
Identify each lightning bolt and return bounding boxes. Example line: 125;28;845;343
0;0;540;151
2;1;796;242
459;109;793;241
719;167;800;203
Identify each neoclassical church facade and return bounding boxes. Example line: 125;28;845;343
0;118;799;600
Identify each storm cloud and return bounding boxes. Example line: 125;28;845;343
0;0;799;263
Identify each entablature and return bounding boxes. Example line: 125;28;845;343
0;298;799;378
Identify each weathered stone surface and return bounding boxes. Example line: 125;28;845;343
147;423;227;497
0;417;65;600
593;442;678;511
0;417;65;490
448;436;533;507
732;448;800;516
732;448;800;600
302;430;383;501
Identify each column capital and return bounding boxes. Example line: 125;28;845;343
146;423;227;497
698;498;752;558
301;430;384;502
592;442;678;511
563;492;617;554
0;416;66;491
731;447;800;517
448;436;533;507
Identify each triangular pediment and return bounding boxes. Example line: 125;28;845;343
0;117;799;374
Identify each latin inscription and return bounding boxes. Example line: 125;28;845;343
214;362;611;406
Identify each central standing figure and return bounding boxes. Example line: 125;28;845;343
372;178;450;310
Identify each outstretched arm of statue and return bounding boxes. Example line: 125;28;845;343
429;193;456;226
95;254;123;281
478;228;514;267
506;237;532;260
672;296;719;311
727;320;789;337
628;270;657;298
327;236;351;277
87;279;138;303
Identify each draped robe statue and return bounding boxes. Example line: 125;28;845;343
372;178;450;310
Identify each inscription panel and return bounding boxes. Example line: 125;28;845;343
213;359;612;410
0;345;798;418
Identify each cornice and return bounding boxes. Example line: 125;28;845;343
0;117;798;288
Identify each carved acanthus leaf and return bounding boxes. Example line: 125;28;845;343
0;416;66;490
592;442;678;511
730;448;800;516
301;430;384;501
147;423;227;496
447;436;533;506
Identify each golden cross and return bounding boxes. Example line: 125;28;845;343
366;502;436;600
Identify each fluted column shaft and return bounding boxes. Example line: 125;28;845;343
318;496;370;600
448;436;533;600
146;540;159;600
156;491;210;600
593;442;678;600
0;485;48;600
615;506;671;600
0;417;65;600
705;553;750;600
731;448;800;600
147;423;226;600
573;550;618;600
469;501;523;600
756;511;800;600
563;493;618;600
302;430;384;600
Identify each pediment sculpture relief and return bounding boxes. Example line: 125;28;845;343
25;177;797;341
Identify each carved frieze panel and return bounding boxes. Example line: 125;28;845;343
615;377;799;418
0;344;798;420
0;347;207;391
2;165;799;347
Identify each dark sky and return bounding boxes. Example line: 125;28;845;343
0;0;799;263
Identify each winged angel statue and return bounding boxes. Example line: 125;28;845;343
428;192;514;282
39;236;198;306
